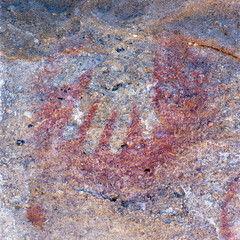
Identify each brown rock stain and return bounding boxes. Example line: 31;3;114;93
26;202;46;231
220;173;240;240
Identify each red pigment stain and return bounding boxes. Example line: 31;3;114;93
31;33;219;201
221;173;240;240
26;202;46;231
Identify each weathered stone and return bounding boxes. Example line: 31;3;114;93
0;0;239;239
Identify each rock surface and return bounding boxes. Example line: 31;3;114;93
0;0;239;239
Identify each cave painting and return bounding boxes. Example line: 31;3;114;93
29;32;222;230
31;32;219;199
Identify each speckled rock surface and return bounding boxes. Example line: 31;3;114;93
0;1;239;239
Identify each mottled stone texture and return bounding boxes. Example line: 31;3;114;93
0;0;239;239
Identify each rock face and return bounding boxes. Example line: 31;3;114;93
0;0;239;239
